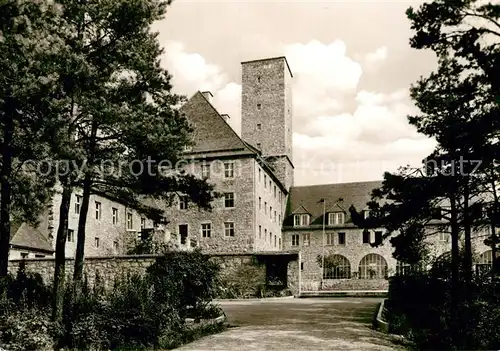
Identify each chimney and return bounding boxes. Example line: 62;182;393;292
201;91;213;102
220;114;230;122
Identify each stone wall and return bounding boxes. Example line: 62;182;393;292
7;252;301;297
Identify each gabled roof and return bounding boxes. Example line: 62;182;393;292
326;203;347;213
291;205;311;215
180;92;256;156
284;180;383;227
10;222;54;254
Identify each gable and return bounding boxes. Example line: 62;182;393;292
180;92;254;154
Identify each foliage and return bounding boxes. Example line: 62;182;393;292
1;250;224;350
387;273;500;350
216;263;264;299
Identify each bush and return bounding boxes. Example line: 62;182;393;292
387;273;500;350
0;306;56;351
1;250;223;351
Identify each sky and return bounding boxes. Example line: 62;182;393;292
153;0;439;186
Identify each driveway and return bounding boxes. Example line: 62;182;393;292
175;298;408;350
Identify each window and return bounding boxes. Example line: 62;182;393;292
264;175;267;188
201;163;210;179
269;232;272;243
279;237;281;249
257;76;261;83
362;230;371;244
328;212;345;225
265;202;267;214
323;254;351;279
265;228;267;239
439;232;450;242
112;208;118;225
224;222;234;237
258;168;262;182
113;241;119;252
201;223;211;238
270;206;273;219
364;210;370;219
274;235;277;247
95;201;101;220
259;197;262;210
294;214;310;227
257;123;262;130
476;250;493;274
179;195;188;210
127;213;133;230
374;231;383;245
274;185;276;198
35;254;45;258
67;229;74;243
291;234;300;246
141;217;146;229
359;254;388;279
224;161;234;178
269;180;271;189
21;253;29;259
179;224;188;244
259;225;262;239
278;214;281;224
338;232;346;245
274;210;277;222
256;143;261;149
301;262;304;271
224;193;235;208
431;207;442;220
75;195;82;214
326;233;334;245
94;237;100;248
257;103;261;110
303;233;310;246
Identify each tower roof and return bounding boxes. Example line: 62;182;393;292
241;56;293;78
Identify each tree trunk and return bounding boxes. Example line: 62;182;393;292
73;175;91;283
0;99;14;277
462;179;473;287
450;194;464;346
73;119;97;283
490;176;498;276
52;183;72;322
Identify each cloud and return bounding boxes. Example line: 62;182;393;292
364;46;388;69
161;41;229;95
284;40;362;120
161;41;242;134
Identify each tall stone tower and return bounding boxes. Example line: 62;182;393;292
241;57;294;191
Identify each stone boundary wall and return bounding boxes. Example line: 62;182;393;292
8;252;300;296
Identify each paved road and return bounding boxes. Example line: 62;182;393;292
175;298;408;350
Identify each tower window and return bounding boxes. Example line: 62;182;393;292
256;123;262;130
257;76;261;83
257;103;261;110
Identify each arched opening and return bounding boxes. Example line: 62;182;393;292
322;254;351;279
476;250;493;275
359;254;388;279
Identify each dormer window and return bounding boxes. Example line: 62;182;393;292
431;207;442;220
294;214;310;227
328;212;345;226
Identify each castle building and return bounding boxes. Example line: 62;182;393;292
9;56;495;292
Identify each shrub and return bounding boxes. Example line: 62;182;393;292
1;250;223;350
387;273;500;350
0;307;56;351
